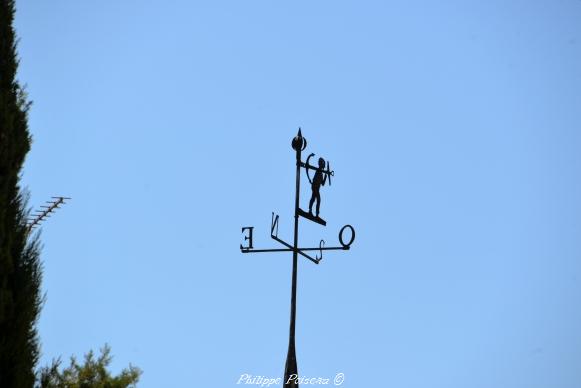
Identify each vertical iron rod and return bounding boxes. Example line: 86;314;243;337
284;133;302;387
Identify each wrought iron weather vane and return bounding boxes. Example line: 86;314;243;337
240;129;355;388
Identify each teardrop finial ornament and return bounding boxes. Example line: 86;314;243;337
291;127;307;151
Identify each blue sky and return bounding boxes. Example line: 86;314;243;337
14;1;581;387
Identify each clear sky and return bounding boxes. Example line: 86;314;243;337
13;0;581;387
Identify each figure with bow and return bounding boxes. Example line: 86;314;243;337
308;157;328;218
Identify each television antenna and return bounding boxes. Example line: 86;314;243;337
27;196;71;233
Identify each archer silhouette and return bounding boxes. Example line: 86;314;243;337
308;157;327;217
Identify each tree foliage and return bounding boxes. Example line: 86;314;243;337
1;3;141;387
0;0;43;386
38;345;141;388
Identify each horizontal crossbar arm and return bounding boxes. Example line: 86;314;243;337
242;236;348;264
241;248;292;253
241;245;348;254
272;236;320;265
305;246;349;251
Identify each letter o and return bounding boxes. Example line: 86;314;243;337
339;224;355;248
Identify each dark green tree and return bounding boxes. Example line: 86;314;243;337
38;345;141;388
0;0;43;387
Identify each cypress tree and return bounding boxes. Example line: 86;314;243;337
0;0;43;386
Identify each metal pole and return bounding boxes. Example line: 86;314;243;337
284;132;302;387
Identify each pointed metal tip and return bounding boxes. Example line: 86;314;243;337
292;127;306;151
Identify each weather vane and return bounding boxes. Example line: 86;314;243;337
240;129;355;388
